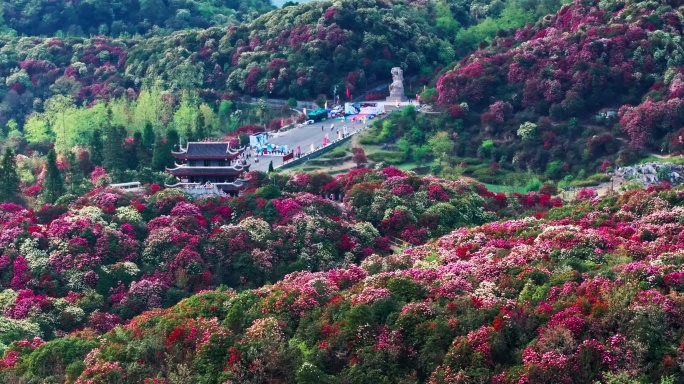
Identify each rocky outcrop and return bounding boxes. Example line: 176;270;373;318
613;162;684;186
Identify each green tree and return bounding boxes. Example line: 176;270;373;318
42;149;65;203
103;124;125;173
134;82;172;133
142;122;155;149
23;116;53;145
152;135;167;171
397;138;411;162
199;103;216;136
0;147;20;201
44;95;77;152
288;97;298;108
152;129;179;171
428;132;454;165
412;144;431;163
64;151;89;195
455;3;532;52
378;120;395;142
219;100;234;124
134;131;150;168
478;139;495;158
125;132;141;170
167;128;180;153
89;128;104;166
435;0;460;36
196;112;207;141
172;91;198;140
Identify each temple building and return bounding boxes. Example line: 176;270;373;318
165;142;250;197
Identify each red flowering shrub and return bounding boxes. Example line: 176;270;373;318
447;105;466;118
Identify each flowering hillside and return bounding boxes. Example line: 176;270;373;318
0;167;556;355
0;0;564;126
0;0;451;126
2;181;684;382
433;0;684;174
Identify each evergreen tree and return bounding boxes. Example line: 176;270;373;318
142;122;155;149
103;124;125;173
151;135;167;171
0;147;20;202
196;112;206;141
89;128;104;166
124;133;139;170
43;149;65;203
65;151;88;195
152;129;179;171
134;131;150;168
167;128;180;153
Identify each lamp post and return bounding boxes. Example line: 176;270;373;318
333;85;337;107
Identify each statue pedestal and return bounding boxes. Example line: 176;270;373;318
386;93;408;103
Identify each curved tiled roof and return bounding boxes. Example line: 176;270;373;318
172;142;243;159
165;164;249;176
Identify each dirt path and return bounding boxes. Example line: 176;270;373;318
458;175;479;183
351;134;361;147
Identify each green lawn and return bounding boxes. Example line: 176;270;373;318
483;183;530;193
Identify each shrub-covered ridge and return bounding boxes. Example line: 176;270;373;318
0;166;557;357
2;183;684;382
428;0;684;177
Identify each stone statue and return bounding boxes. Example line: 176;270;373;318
386;67;408;103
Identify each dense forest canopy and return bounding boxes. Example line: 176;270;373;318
0;0;275;37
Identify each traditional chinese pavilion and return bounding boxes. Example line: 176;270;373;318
165;142;250;196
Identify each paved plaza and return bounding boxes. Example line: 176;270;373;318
249;100;415;172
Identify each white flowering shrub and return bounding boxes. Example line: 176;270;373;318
115;206;143;226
